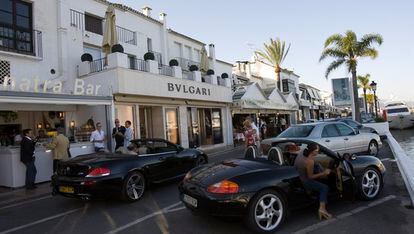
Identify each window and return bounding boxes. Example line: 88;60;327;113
193;49;200;62
85;14;102;35
147;38;152;52
278;125;314;138
336;123;354;136
83;45;102;60
282;79;295;93
0;59;10;85
128;55;136;69
165;108;180;144
343;120;359;129
188;108;223;147
387;108;409;114
322;124;340;138
0;0;33;54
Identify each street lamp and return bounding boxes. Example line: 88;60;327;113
370;81;378;117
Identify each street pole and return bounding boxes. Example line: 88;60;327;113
374;93;378;117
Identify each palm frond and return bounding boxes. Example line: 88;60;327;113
319;48;347;62
325;59;345;78
359;33;383;49
359;47;379;59
255;38;290;67
324;34;343;48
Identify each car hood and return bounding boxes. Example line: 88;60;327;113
188;159;274;186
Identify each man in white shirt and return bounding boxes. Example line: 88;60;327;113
90;122;106;152
124;120;134;147
246;116;261;153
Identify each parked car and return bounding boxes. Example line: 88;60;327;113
179;138;385;233
266;122;382;156
328;118;379;135
52;138;207;202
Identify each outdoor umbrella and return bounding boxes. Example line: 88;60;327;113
200;46;209;74
102;5;118;57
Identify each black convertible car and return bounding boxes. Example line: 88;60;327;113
179;139;386;233
52;138;207;202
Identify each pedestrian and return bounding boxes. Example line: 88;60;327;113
112;119;126;150
280;117;287;131
124;120;134;147
246;116;261;148
243;120;257;148
20;129;37;190
90;122;106;152
47;127;70;173
294;143;332;220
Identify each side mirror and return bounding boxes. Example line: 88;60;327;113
354;129;360;135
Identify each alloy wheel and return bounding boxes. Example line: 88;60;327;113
361;169;380;198
254;194;284;231
126;174;145;200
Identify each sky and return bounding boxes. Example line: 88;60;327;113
114;0;414;102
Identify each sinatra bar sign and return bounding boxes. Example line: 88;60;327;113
2;76;101;95
167;82;211;96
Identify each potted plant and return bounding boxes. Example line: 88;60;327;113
81;53;93;62
221;73;229;79
206;69;215;75
111;44;124;53
144;52;155;61
169;59;179;67
189;65;199;72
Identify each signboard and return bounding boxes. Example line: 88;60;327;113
332;78;351;106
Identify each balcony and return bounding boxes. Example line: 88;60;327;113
70;9;137;45
0;25;42;58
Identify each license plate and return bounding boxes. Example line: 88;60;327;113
59;186;74;194
183;194;197;208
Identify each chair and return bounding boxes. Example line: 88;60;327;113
268;147;283;165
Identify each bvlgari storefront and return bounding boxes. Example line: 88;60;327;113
0;78;112;188
84;67;234;150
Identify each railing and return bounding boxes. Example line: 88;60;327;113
70;9;136;45
89;58;106;74
0;24;42;58
116;26;137;45
130;58;147;72
159;64;173;77
175;57;200;71
149;51;163;66
70;9;84;31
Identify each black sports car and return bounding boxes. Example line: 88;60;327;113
179;139;386;233
52;138;207;202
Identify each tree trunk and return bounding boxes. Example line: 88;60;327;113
275;67;281;91
363;88;368;114
351;68;361;122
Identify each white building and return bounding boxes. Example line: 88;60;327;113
0;0;233;188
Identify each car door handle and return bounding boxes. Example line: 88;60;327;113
344;138;349;141
325;140;330;143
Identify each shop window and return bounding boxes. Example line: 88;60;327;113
165;108;180;144
85;14;102;35
188;108;223;147
0;59;11;85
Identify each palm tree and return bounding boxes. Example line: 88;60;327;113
319;30;382;122
357;74;371;114
255;38;290;91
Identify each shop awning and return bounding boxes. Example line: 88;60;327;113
0;91;112;106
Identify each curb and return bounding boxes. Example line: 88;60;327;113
386;132;414;205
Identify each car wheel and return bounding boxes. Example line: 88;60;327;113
121;171;146;202
194;156;207;167
358;167;382;200
368;140;379;157
245;189;287;233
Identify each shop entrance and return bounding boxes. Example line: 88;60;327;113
138;106;164;140
188;108;223;148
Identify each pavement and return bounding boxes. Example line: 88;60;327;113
0;142;413;234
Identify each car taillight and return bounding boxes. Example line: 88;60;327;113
86;167;110;177
207;180;239;194
184;171;192;181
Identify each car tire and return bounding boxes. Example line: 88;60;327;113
368;140;379;157
194;156;207;167
121;171;146;202
245;189;287;233
357;167;383;201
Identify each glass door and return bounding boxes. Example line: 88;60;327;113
165;108;180;144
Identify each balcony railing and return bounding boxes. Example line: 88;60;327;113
70;9;137;45
149;50;163;66
176;57;200;71
89;58;106;74
0;25;42;58
130;58;147;72
159;64;173;77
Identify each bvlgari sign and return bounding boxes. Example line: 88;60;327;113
167;82;211;96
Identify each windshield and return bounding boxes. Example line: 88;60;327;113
387;108;409;114
279;125;315;138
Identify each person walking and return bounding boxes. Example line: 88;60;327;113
112;119;126;150
48;127;70;173
90;122;106;152
124;120;134;147
243;120;257;148
20;129;37;189
294;143;332;220
280;117;287;131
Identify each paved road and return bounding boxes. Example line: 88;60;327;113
0;143;413;234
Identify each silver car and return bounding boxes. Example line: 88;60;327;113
264;122;382;156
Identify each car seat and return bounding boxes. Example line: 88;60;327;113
138;146;148;155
